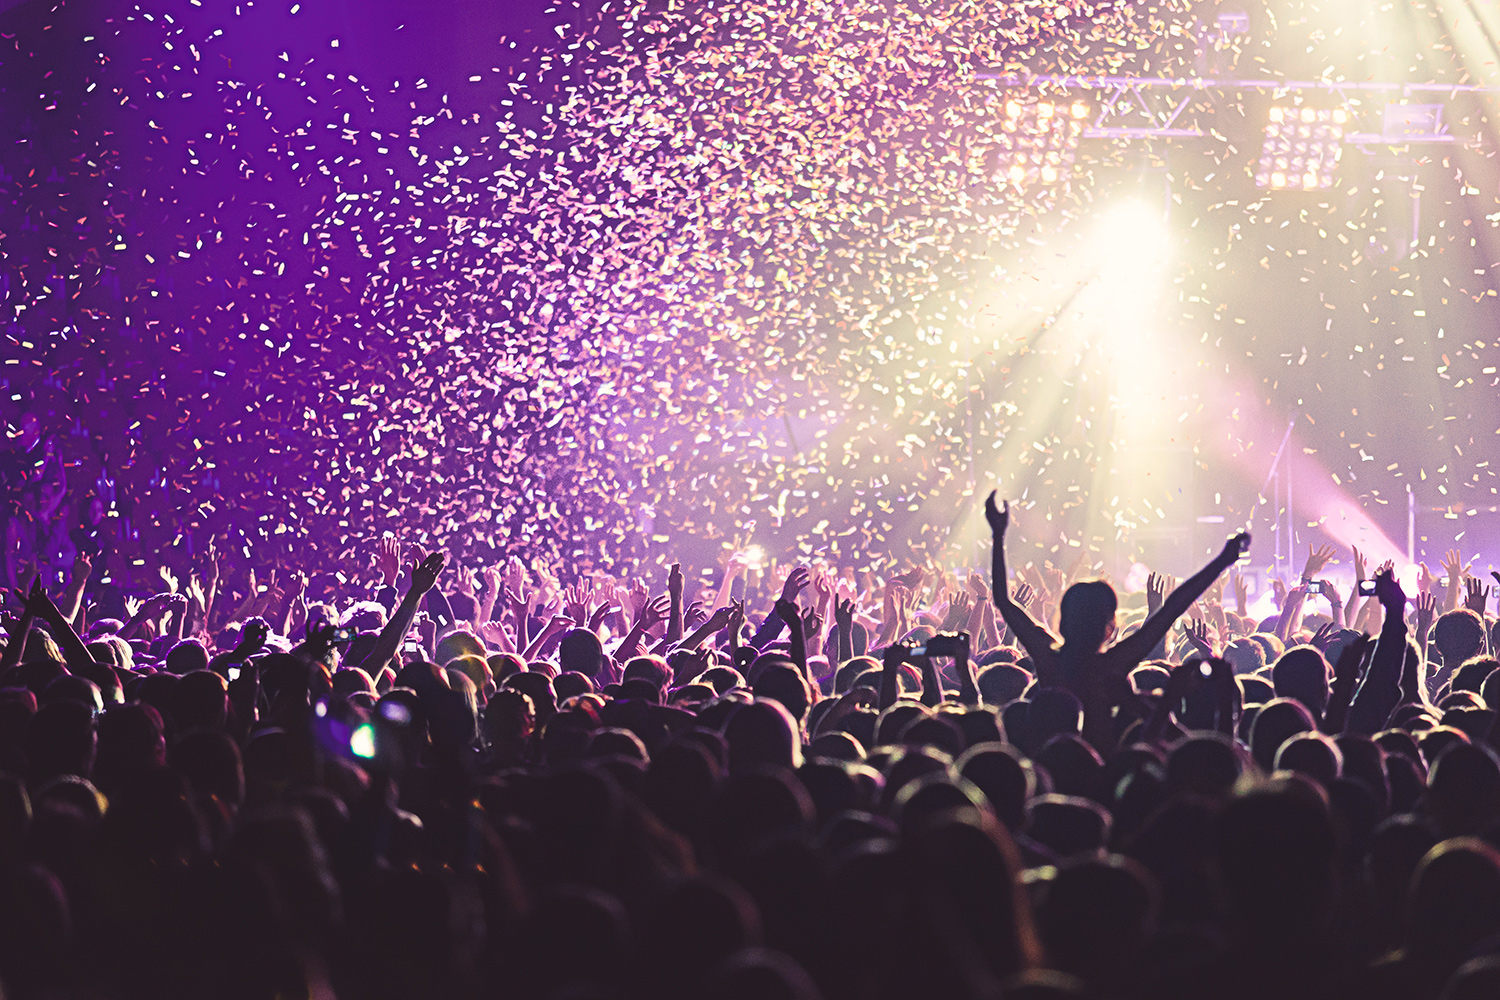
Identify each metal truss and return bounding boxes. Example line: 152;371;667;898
975;72;1500;143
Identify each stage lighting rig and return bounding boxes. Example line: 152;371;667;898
1254;106;1347;191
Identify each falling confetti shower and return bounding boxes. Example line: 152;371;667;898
3;0;1499;586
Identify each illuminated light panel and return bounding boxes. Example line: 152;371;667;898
987;96;1088;196
1254;106;1347;191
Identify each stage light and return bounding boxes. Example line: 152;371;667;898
1254;106;1346;191
986;96;1087;197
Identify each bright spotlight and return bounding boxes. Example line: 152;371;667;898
1070;101;1089;119
1037;102;1054;118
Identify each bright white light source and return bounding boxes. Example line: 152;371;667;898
350;724;377;759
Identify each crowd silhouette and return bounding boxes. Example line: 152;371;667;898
4;473;1500;1000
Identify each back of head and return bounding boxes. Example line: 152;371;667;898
752;664;811;725
1028;687;1084;745
1452;657;1499;697
1272;645;1331;720
1216;781;1337;939
622;655;672;700
26;700;97;786
1223;637;1267;676
1058;581;1117;649
165;639;209;676
504;671;557;719
176;669;229;731
1435;610;1486;666
1166;733;1243;799
977;662;1033;706
1427;741;1500;837
1026;793;1112;858
1039;854;1158;984
174;728;245;808
725;700;803;774
957;743;1034;832
1248;697;1317;774
445;654;491;699
1274;731;1342;788
1408;837;1500;959
558;628;605;679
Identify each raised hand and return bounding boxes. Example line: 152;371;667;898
781;565;812;603
1183;618;1214;657
1218;532;1252;566
1013;581;1035;609
1372;565;1405;613
1146;572;1172;616
376;536;402;588
410;551;446;595
774;596;801;627
1464;576;1491;616
801;605;823;639
1418;561;1437;596
835;597;855;628
1352;546;1368;586
635;593;670;631
684;601;708;631
565;581;595;624
810;565;834;605
587;601;616;632
941;592;972;632
667;562;684;596
984;491;1010;536
1443;548;1470;587
1301;543;1337;582
625;579;648;619
1232;570;1249;616
1415;591;1437;638
1309;621;1338;652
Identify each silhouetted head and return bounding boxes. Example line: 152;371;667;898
725;700;803;774
1272;646;1330;720
1435;610;1486;668
751;664;811;725
1248;697;1317;773
1274;731;1342;788
1407;837;1500;973
165;639;209;675
1058;581;1117;650
1217;780;1337;941
558;628;606;679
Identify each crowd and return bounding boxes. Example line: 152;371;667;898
3;481;1500;1000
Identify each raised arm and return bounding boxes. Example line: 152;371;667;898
984;492;1056;662
348;551;445;676
1115;533;1250;665
1347;568;1410;733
